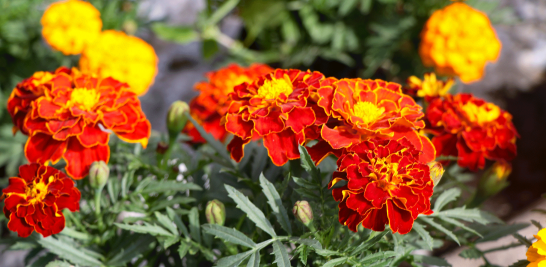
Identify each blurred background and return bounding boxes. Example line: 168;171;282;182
0;0;545;266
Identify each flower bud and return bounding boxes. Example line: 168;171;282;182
428;161;445;186
492;161;512;181
293;200;313;226
89;161;109;189
205;200;225;226
166;101;190;140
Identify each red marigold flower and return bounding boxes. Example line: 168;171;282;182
331;138;434;234
7;67;73;135
22;71;151;179
184;64;273;143
225;69;326;166
426;93;518;170
2;163;81;238
310;78;435;164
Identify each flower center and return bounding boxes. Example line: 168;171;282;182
256;75;293;100
67;88;100;111
461;102;500;124
353;101;385;125
25;176;53;204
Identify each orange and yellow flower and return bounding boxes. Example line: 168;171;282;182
19;69;151;179
426;93;518;170
79;30;158;96
419;2;501;83
331;138;434;234
309;78;435;164
2;163;81;238
41;0;102;55
7;67;73;135
184;64;273;143
406;73;454;99
225;69;327;166
526;228;546;267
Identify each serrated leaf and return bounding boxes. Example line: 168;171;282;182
44;260;72;267
246;250;260;267
289;237;322;250
412;255;451;266
216;250;254;267
324;257;348;267
37;236;102;267
166;207;190;238
225;184;276;237
513;233;533;247
431;207;497;225
202;224;256;248
272;240;290;267
292;176;319;189
187;114;233;165
298;146;321;183
412;222;433;250
139;180;202;194
433;188;461;212
477;223;529;243
351;230;389;256
419;217;460;245
155;212;178;236
149;197;196;212
259;173;292;234
189;207;201;244
360;251;397;264
114;222;174;237
459;247;482;259
30;254;57;267
509;260;531;267
315;249;340;256
440;217;482;237
106;234;155;266
178;241;190;259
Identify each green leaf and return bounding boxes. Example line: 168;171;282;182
289;237;322;250
360;251;397;264
350;230;389;256
259;173;292;234
152;23;199;44
292;176;319;189
155;212;178;236
207;0;241;26
412;255;451;266
37;236;102;267
459;247;483;259
439;217;482;237
106;235;155;266
139;180;202;194
433;188;461;212
431;207;498;225
225;184;276;237
272;240;290;267
323;257;348;267
477;223;529;243
202;224;256;248
114;222;174;237
513;233;533;247
509;260;531;267
203;39;219;59
44;260;72;267
30;254;58;267
412;222;434;250
178;241;190;259
246;250;261;267
189;207;201;244
298;146;321;183
187;114;233;165
60;227;92;241
216;250;254;267
315;249;340;256
149;197;196;212
419;217;460;245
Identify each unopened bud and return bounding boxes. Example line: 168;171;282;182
156;141;169;154
206;200;225;226
89;161;109;189
428;161;445;186
492;161;511;181
293;200;313;226
166;101;190;140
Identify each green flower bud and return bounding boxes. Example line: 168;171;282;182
89;161;109;189
166;101;190;140
205;200;225;226
293;200;313;226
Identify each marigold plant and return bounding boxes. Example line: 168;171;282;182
41;0;102;55
406;73;454;99
309;78;435;164
426;93;518;170
527;228;546;267
79;30;158;96
330;138;434;234
225;69;326;166
184;63;273;143
419;2;501;83
2;163;81;238
15;68;151;179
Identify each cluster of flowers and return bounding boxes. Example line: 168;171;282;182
2;0;155;238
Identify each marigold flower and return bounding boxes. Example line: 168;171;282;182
184;64;273;143
331;138;434;234
419;3;501;83
2;163;81;238
79;30;158;95
22;71;151;179
526;228;546;267
426;93;518;170
406;73;454;99
225;69;327;166
7;67;73;135
41;0;102;55
309;78;435;164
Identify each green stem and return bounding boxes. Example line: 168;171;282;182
160;136;177;170
94;188;104;231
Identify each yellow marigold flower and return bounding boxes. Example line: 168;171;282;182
419;3;501;83
407;73;454;98
79;30;158;96
41;0;102;55
527;228;546;267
